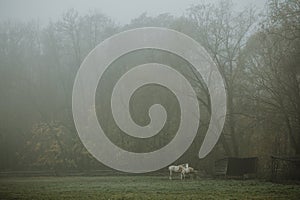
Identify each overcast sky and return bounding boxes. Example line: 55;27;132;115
0;0;267;25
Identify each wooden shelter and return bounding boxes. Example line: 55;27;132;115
215;157;258;177
271;155;300;181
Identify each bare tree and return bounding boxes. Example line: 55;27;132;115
187;1;256;156
243;0;300;155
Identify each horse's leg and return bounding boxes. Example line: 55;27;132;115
169;170;172;180
181;171;185;180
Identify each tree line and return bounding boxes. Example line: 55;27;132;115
0;0;299;174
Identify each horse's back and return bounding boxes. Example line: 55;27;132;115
169;165;181;172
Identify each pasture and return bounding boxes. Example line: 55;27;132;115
0;176;300;199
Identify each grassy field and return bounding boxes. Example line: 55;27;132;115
0;176;300;200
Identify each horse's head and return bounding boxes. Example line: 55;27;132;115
178;165;184;172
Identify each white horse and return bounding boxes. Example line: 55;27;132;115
168;163;188;180
181;166;197;179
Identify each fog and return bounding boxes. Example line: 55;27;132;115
1;0;266;24
0;0;299;196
